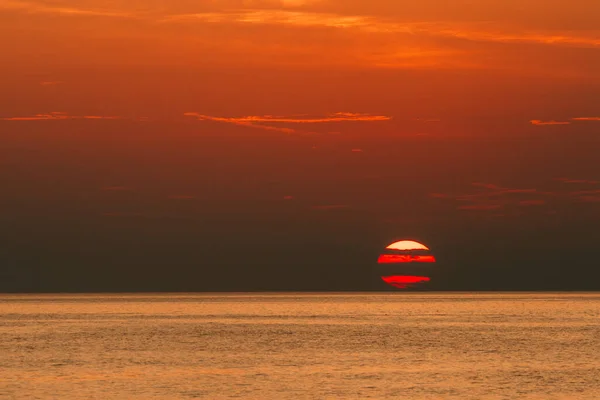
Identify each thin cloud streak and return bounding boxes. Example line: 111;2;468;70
572;117;600;121
0;112;123;121
458;204;503;211
556;178;600;185
311;204;352;210
531;117;600;126
530;119;570;126
184;112;391;124
184;112;391;134
0;0;134;18
101;186;132;192
433;181;600;215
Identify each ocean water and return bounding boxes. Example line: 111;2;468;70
0;293;599;399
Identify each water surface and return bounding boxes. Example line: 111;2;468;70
1;293;599;399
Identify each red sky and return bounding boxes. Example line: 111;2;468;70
1;0;599;291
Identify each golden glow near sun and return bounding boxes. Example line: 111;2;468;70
385;240;430;251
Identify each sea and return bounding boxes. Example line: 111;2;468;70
1;293;598;399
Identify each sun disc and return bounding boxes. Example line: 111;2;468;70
385;240;429;251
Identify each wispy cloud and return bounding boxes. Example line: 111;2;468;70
433;182;552;214
0;112;123;121
578;195;600;203
519;200;546;206
433;180;600;216
572;117;600;121
458;204;503;211
184;112;391;133
568;189;600;203
555;177;600;185
531;117;600;126
162;11;600;49
311;204;351;210
184;112;391;124
0;0;134;18
101;212;145;217
4;2;599;74
101;186;132;192
530;119;570;126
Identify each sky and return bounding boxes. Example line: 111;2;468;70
1;0;599;291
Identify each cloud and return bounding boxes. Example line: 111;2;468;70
101;186;132;191
0;112;123;121
530;119;570;126
351;148;363;153
311;204;351;210
569;189;600;203
161;10;600;48
569;189;600;196
572;117;600;121
434;180;600;216
0;0;134;18
531;117;600;126
555;178;600;185
436;182;551;213
184;112;391;124
184;112;391;134
4;2;598;74
283;195;294;200
578;195;600;203
519;200;546;206
463;183;539;198
101;212;144;217
458;204;503;211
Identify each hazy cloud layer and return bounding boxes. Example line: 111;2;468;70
2;0;599;73
433;180;600;215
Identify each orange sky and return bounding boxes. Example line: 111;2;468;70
2;0;600;72
1;0;600;291
1;0;599;126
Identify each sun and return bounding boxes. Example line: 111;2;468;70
385;240;430;251
378;240;436;289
